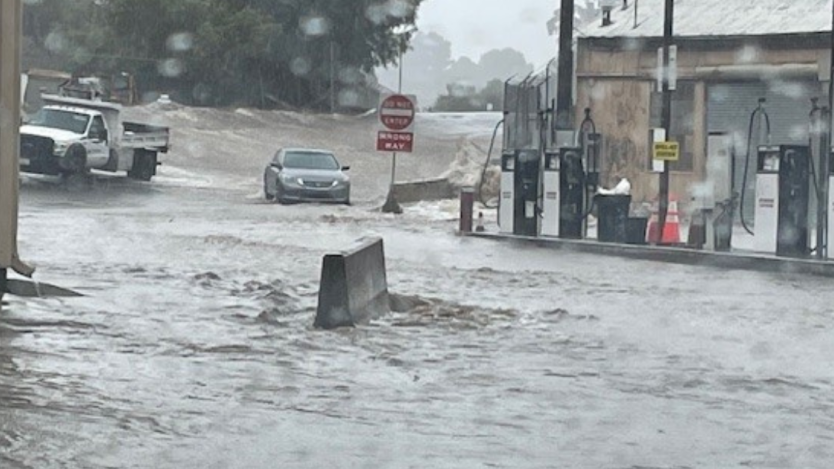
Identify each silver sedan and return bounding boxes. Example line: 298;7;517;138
263;148;351;204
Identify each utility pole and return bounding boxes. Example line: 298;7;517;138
819;3;834;260
555;0;575;130
0;0;34;301
0;0;80;301
329;41;336;114
656;0;674;244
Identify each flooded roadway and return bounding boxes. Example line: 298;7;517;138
1;174;833;469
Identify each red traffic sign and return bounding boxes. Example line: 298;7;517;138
377;131;413;153
379;94;416;131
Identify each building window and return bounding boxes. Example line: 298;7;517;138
650;82;695;171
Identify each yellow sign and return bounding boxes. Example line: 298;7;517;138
653;141;680;161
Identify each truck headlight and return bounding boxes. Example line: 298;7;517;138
53;142;69;155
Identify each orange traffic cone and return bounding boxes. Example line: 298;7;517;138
646;197;681;245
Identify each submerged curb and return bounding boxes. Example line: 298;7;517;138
467;232;834;278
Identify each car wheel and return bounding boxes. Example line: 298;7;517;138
264;177;274;201
275;182;287;205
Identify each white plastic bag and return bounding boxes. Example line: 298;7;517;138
597;178;631;196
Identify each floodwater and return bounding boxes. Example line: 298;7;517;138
2;110;834;468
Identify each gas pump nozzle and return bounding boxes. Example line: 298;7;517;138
583;133;602;190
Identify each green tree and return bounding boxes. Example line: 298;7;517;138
377;31;452;105
432;79;505;113
23;0;425;109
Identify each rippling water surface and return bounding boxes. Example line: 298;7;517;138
1;180;833;468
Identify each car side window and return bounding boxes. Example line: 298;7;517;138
90;116;107;141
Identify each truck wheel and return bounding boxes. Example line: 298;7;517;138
61;145;90;192
129;151;156;181
63;145;87;173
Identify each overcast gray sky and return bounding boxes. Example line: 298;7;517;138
415;0;557;67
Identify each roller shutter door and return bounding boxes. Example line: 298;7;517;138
707;80;823;220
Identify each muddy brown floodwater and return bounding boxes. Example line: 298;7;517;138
2;109;833;468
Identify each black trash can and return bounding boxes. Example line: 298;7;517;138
595;194;631;243
626;217;648;245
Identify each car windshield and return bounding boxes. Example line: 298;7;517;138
283;151;339;170
28;108;90;134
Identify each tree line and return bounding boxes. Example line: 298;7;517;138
377;32;534;112
22;0;424;110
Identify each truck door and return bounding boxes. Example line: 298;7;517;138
85;115;110;167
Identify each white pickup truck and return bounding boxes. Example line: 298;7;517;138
20;94;169;183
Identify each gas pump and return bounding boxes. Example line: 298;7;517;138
541;152;560;237
498;151;515;235
540;147;585;238
498;149;541;236
754;145;811;257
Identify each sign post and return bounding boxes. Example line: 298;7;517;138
378;92;416;214
655;0;676;245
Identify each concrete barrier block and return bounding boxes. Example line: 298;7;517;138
314;237;389;329
392;178;456;204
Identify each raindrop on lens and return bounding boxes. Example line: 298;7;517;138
167;32;194;52
735;45;760;64
45;31;67;53
365;4;387;24
290;57;313;77
300;16;331;37
192;83;212;105
158;58;185;78
385;0;414;18
338;89;360;108
142;91;161;104
338;67;363;85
